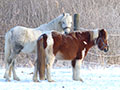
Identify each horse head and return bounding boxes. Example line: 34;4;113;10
96;29;109;52
60;13;72;34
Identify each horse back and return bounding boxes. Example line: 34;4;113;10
52;32;81;60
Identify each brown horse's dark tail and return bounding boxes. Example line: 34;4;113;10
37;35;46;80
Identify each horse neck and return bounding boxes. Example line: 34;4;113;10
36;15;63;32
81;31;96;51
47;15;63;31
86;40;95;50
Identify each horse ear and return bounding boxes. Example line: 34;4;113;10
100;29;105;32
99;29;106;38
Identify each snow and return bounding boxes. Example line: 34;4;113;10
0;67;120;90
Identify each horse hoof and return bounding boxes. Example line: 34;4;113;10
48;80;55;82
45;78;47;80
14;77;20;81
4;76;10;82
79;78;84;82
33;79;39;82
5;79;11;82
34;80;39;82
3;75;6;79
73;78;84;82
16;78;20;81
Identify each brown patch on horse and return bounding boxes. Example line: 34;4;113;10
37;34;48;80
52;32;83;60
52;31;95;61
71;59;76;68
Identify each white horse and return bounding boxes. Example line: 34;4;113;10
4;13;72;81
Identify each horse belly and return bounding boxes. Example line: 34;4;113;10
21;42;36;53
55;52;65;60
55;51;74;60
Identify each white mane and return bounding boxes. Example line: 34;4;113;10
35;15;62;31
92;29;99;39
35;13;72;33
88;29;99;41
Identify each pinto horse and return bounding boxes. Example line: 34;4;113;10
4;13;72;81
36;29;109;82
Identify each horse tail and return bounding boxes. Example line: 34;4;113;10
37;34;46;80
4;30;12;65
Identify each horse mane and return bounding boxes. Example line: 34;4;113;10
89;29;99;41
72;29;99;41
48;13;71;25
89;29;108;43
35;14;64;30
104;29;108;39
48;14;63;25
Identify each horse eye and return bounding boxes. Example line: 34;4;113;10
62;22;65;24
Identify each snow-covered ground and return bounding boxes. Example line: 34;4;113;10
0;66;120;90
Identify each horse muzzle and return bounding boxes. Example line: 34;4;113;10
63;27;71;34
104;45;109;52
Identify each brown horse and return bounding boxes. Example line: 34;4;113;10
36;29;109;82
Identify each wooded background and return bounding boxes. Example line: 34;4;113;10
0;0;120;68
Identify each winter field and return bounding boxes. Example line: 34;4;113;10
0;66;120;90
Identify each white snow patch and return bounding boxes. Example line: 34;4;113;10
0;67;120;90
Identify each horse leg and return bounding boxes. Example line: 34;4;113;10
8;65;12;77
46;55;55;82
4;45;11;79
4;62;13;81
4;61;12;78
12;61;20;81
4;53;15;81
7;61;20;81
33;59;39;82
11;43;24;81
72;59;83;82
4;51;19;81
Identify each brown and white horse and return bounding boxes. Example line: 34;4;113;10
36;29;109;82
